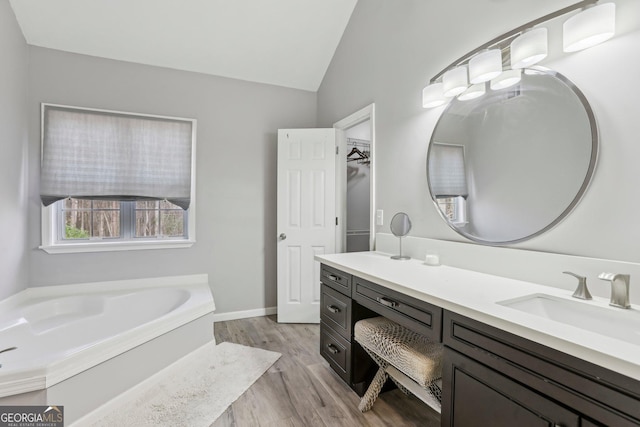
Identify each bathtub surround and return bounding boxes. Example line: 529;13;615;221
0;275;215;423
82;342;281;427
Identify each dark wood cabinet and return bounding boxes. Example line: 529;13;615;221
443;348;579;427
443;311;640;427
319;265;379;395
318;263;640;427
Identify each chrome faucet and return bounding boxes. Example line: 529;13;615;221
598;273;631;309
563;271;592;300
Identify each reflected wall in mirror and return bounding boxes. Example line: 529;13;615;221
427;68;598;245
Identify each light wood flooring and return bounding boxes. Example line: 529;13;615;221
212;315;440;427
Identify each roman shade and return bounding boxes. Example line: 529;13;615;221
40;105;194;209
428;143;469;199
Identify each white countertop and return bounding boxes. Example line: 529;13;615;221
316;251;640;382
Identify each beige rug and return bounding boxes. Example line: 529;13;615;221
84;342;281;427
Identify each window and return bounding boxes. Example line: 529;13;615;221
436;196;467;225
40;104;196;254
59;199;187;241
429;142;469;226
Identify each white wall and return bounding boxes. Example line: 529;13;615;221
26;47;317;315
318;0;640;265
0;2;29;300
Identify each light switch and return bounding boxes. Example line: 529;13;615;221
376;209;384;226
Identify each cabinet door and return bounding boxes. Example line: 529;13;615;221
442;348;579;427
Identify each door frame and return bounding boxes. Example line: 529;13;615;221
333;103;376;253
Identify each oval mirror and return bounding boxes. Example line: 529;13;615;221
390;212;412;260
427;68;597;245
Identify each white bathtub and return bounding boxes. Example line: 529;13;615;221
0;275;216;401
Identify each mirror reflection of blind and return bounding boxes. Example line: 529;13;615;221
429;143;469;199
40;105;193;209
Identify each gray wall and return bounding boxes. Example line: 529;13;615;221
26;47;317;314
0;2;29;300
318;0;640;263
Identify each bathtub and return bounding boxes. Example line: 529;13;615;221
0;274;215;420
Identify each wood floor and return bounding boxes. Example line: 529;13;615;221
212;315;440;427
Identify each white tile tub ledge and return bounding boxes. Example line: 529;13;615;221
0;274;216;424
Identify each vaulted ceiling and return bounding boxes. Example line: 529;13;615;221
9;0;358;91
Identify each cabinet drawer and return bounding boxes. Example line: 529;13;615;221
444;311;640;426
320;284;351;340
320;264;351;296
352;276;442;342
320;323;351;383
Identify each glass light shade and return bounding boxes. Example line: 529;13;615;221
443;66;469;97
458;83;485;101
469;49;502;84
511;28;548;68
490;69;522;90
563;3;615;52
422;83;447;108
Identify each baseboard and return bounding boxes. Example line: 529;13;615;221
212;306;277;322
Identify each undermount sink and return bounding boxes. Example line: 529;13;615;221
498;294;640;346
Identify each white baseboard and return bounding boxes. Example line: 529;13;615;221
212;306;277;322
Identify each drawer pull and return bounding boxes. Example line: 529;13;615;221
328;274;339;281
326;305;341;313
327;344;340;354
376;296;399;308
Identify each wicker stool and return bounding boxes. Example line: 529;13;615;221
354;316;443;413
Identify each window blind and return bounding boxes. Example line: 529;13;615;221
428;142;469;199
40;105;193;209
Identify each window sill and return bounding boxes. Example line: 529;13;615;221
39;239;195;254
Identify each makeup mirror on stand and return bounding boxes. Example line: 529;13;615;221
390;212;412;260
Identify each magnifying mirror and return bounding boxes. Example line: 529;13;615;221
390;212;412;260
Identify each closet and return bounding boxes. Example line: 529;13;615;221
345;136;370;252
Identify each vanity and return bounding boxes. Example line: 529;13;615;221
317;251;640;427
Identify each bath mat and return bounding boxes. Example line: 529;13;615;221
84;342;281;427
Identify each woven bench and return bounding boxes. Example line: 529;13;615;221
354;316;443;413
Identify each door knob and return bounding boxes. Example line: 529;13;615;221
279;233;287;241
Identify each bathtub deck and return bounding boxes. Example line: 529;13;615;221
212;315;440;427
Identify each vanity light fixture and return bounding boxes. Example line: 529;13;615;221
443;66;469;97
468;49;502;84
490;69;522;90
422;82;447;108
422;0;616;108
563;2;616;52
458;83;485;101
511;28;548;69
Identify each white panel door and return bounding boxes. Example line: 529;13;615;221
277;128;336;323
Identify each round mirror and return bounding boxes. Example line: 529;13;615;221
390;212;412;260
427;68;597;245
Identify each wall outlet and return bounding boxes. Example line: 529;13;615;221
376;209;384;226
